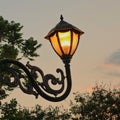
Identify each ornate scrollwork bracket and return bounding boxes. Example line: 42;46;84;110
0;59;72;102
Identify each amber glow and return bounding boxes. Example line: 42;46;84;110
58;31;71;55
70;32;79;55
50;30;80;57
50;33;62;56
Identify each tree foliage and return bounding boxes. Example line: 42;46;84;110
0;99;70;120
0;84;120;120
0;16;41;100
0;16;41;60
70;84;120;120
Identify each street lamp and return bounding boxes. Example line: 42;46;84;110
0;15;84;102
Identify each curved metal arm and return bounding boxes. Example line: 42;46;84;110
0;59;72;102
0;59;39;98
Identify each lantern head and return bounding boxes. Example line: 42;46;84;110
45;15;84;63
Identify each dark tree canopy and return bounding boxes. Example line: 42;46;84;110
0;84;120;120
70;84;120;120
0;99;70;120
0;16;41;100
0;16;41;60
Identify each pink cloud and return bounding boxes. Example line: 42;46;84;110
97;62;120;77
100;63;120;71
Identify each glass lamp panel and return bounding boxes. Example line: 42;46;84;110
58;31;71;55
70;32;79;55
50;33;62;56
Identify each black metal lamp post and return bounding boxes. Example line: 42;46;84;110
0;15;84;102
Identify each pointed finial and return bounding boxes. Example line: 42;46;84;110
60;15;64;21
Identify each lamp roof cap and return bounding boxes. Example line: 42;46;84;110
45;15;84;40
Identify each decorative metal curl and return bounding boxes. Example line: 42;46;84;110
0;58;72;102
0;59;38;98
26;62;65;97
